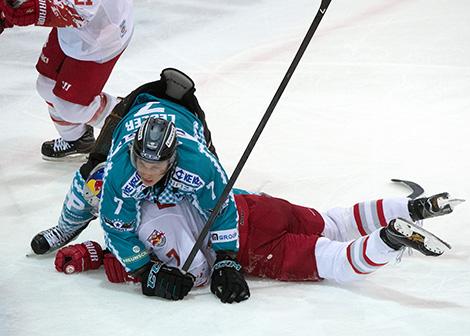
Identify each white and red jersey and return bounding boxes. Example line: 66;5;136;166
54;0;134;62
137;199;216;287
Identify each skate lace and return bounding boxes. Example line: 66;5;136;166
53;138;72;152
42;227;77;248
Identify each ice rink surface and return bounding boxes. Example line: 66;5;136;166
1;0;469;335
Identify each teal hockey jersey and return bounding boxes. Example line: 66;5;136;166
100;93;239;272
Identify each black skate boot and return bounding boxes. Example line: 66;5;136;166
380;218;451;256
31;224;89;255
41;125;95;161
408;192;465;221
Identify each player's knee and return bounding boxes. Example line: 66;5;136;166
36;74;56;101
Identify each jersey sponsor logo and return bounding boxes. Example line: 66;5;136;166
171;168;204;191
122;251;148;264
147;230;167;248
74;0;93;5
103;217;134;232
210;229;238;243
122;172;146;198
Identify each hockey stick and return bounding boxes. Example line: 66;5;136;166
391;178;425;199
182;0;333;272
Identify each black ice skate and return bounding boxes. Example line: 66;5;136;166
41;125;95;161
380;218;451;257
408;192;465;221
31;224;89;255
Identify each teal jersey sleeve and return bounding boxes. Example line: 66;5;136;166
171;139;239;252
100;155;150;272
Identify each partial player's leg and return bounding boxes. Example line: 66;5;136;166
36;29;122;160
322;198;410;242
30;170;96;254
321;193;464;242
315;219;450;283
236;194;324;281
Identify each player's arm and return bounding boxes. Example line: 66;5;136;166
195;157;250;303
0;0;95;28
197;157;240;253
99;168;149;273
100;164;195;300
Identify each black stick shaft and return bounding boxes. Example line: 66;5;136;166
182;0;333;272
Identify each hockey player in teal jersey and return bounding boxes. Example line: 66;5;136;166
100;97;239;269
30;68;249;303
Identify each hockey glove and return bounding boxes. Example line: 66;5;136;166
210;253;250;303
55;241;103;274
0;0;85;27
103;252;140;284
0;11;14;34
140;261;195;300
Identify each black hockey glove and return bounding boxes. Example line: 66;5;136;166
210;253;250;303
140;261;195;300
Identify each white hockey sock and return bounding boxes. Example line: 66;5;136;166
322;197;411;242
316;228;399;283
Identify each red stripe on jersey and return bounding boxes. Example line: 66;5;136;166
346;242;370;275
377;199;387;227
362;236;387;267
353;204;367;236
49;115;80;126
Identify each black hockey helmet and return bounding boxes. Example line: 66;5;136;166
130;117;177;168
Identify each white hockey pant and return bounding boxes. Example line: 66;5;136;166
36;74;118;141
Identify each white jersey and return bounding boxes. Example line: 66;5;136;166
58;0;134;62
138;199;216;287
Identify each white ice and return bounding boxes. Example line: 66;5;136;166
1;0;469;335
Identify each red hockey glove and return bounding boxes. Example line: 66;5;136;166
103;252;140;284
0;11;14;34
0;0;84;28
0;11;13;35
55;241;104;274
0;0;36;26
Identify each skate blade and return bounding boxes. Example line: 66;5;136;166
25;250;54;258
42;153;89;162
438;198;466;210
395;218;451;255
